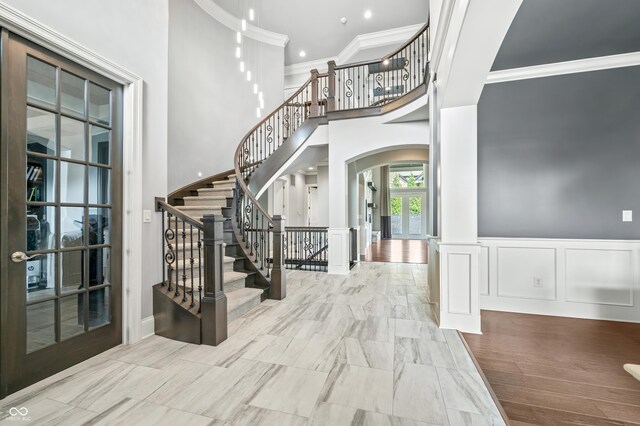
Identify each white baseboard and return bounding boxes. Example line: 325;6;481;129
479;238;640;323
140;316;155;339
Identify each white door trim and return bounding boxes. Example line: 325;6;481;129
0;1;145;344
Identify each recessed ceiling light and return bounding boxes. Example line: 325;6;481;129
364;10;372;19
299;50;306;58
340;17;348;24
308;167;314;170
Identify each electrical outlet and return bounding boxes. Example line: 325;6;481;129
533;277;543;288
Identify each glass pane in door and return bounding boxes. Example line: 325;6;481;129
409;196;422;235
27;56;57;109
391;196;402;235
27;300;56;353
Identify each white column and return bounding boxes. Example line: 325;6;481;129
436;105;481;333
327;148;351;274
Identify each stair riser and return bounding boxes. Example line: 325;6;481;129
197;189;233;198
183;198;229;208
176;208;222;219
224;277;246;292
212;182;235;190
228;294;261;322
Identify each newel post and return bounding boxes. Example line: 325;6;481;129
327;60;336;112
310;69;319;117
270;215;287;300
201;214;227;345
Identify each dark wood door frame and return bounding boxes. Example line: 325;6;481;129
0;30;124;399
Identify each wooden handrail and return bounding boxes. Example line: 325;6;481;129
157;200;204;230
234;76;314;225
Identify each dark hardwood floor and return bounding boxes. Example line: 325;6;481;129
462;310;640;425
364;239;428;264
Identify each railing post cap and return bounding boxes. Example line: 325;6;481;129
273;215;287;221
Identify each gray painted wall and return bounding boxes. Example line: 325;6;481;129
493;0;640;70
168;0;284;191
478;66;640;240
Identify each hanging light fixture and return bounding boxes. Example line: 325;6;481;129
247;70;252;81
253;83;259;94
249;8;255;21
260;97;265;109
256;107;261;118
235;46;241;58
236;31;242;44
241;19;247;31
240;61;245;72
258;91;264;101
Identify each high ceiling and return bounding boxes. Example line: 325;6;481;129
493;0;640;70
214;0;429;65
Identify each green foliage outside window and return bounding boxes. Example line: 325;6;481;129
391;197;401;215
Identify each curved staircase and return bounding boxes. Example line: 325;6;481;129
153;23;430;345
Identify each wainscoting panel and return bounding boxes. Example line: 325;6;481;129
565;248;634;306
480;238;640;322
480;246;489;296
448;253;472;314
496;247;557;301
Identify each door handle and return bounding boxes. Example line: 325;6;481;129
11;251;41;263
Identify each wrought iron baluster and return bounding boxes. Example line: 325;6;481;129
162;210;166;286
266;227;271;278
174;216;180;297
165;213;176;291
197;229;202;313
189;224;195;308
181;220;187;302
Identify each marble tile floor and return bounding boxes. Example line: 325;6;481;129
0;262;504;425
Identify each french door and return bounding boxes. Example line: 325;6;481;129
0;31;123;398
391;191;427;239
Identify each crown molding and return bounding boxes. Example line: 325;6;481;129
193;0;289;48
487;51;640;84
285;23;425;77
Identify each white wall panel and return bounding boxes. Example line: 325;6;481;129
497;247;556;301
566;249;633;306
480;238;640;323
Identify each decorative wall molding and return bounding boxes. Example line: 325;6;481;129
285;23;425;77
193;0;289;47
487;51;640;84
480;238;640;323
0;1;145;344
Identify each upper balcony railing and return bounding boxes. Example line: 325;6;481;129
233;23;429;293
330;23;430;111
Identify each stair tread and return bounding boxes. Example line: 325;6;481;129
184;195;228;200
176;206;223;210
197;187;233;192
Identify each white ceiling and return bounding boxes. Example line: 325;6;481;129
213;0;429;65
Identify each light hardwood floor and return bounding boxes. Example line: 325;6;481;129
0;263;502;425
